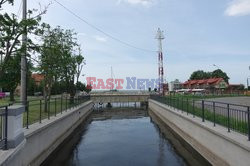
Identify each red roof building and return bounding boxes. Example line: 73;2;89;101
31;74;45;85
182;78;228;90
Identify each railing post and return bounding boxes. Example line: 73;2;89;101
66;96;68;111
48;99;50;120
26;101;29;129
177;98;179;110
186;98;189;115
227;104;230;132
181;98;183;113
248;106;250;141
170;96;172;107
55;98;57;117
39;100;42;123
202;100;205;122
4;106;8;150
61;96;63;114
213;102;216;127
193;99;195;118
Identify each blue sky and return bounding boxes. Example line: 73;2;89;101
4;0;250;86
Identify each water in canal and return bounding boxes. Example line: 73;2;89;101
43;109;188;166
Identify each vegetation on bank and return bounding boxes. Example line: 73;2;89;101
0;1;91;105
152;95;248;135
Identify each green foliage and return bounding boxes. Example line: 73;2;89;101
0;0;47;101
0;53;21;101
190;70;211;80
76;81;92;93
211;69;230;83
190;69;230;83
27;77;43;96
0;0;14;8
38;25;85;103
0;10;42;76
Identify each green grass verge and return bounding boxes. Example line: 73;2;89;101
23;98;89;127
153;96;248;135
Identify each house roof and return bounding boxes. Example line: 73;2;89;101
31;74;44;83
183;78;225;86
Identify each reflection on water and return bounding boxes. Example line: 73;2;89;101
43;109;187;166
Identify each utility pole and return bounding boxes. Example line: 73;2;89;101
248;66;250;91
21;0;27;104
156;28;165;95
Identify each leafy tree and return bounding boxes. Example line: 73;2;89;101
0;6;47;77
189;69;230;83
76;81;92;93
211;69;230;83
75;47;85;84
190;70;211;80
0;0;14;9
38;25;67;111
0;53;21;101
85;84;92;93
0;0;49;102
76;82;85;91
38;25;83;107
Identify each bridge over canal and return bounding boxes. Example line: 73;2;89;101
90;94;150;103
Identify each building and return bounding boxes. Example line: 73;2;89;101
182;78;228;93
31;74;44;85
15;73;45;96
168;79;182;92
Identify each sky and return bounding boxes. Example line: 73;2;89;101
2;0;250;87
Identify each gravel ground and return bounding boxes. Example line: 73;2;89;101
205;97;250;107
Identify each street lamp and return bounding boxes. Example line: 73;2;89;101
213;64;220;69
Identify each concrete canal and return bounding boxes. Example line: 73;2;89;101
42;107;206;166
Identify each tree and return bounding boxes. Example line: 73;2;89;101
75;47;85;84
38;25;67;111
0;53;21;101
211;69;230;83
0;0;13;9
190;70;211;80
0;1;49;102
38;25;83;107
76;81;92;93
189;69;230;83
0;5;47;77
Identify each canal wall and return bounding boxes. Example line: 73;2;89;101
0;100;93;166
149;99;250;166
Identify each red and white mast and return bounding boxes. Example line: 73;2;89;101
156;28;165;95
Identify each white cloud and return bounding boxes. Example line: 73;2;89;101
93;35;107;42
225;0;250;16
117;0;155;6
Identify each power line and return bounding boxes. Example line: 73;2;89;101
53;0;156;53
17;0;22;18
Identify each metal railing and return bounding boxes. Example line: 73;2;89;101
0;105;9;150
150;95;250;140
23;95;90;129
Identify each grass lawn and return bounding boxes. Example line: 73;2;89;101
170;93;247;100
23;97;89;127
0;96;89;127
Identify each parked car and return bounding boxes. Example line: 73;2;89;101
0;92;5;99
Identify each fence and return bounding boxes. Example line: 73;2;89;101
0;105;9;150
22;95;90;129
150;95;250;141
